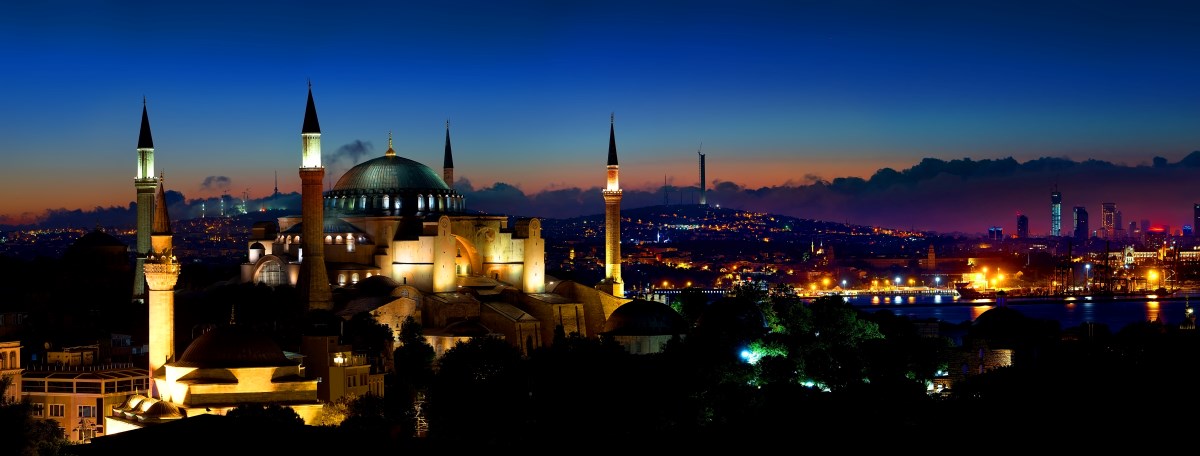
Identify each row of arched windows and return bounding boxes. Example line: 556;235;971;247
325;193;465;213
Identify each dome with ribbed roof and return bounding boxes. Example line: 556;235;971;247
175;325;294;369
334;155;450;192
324;153;464;216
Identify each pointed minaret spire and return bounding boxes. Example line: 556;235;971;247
139;97;154;150
302;84;321;135
443;119;454;186
385;131;396;157
152;174;172;235
607;112;618;167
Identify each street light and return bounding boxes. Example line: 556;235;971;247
1085;264;1091;290
935;276;941;289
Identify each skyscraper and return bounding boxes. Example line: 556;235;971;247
698;146;706;206
1016;213;1029;239
1101;202;1117;238
1050;189;1062;237
1073;206;1089;241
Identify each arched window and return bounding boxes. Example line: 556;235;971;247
393;196;402;210
359;195;367;209
338;274;347;287
382;195;390;209
417;194;425;211
347;235;356;253
324;235;333;244
257;259;286;287
351;272;360;284
335;235;344;244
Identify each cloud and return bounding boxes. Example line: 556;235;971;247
458;152;1200;235
11;152;1200;236
200;176;231;191
325;140;374;182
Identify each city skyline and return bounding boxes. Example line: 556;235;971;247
3;1;1200;234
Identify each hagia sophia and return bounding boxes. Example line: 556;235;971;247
102;85;688;433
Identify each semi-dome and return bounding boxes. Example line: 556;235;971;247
175;325;294;368
333;155;450;192
602;299;688;336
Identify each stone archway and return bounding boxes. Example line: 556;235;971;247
451;235;482;276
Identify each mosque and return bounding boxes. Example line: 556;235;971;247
103;85;687;435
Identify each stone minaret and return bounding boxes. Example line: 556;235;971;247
144;176;179;397
297;83;333;311
133;98;157;303
601;113;624;297
443;119;454;187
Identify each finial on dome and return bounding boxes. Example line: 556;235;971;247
385;131;396;157
610;112;614;124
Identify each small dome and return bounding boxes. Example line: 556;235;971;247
603;299;688;336
175;325;294;368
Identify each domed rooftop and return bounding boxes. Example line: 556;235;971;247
175;325;295;369
602;299;688;336
71;229;127;249
333;155;450;193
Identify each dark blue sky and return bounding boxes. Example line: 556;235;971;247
3;1;1200;233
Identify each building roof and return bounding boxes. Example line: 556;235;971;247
174;325;295;369
602;299;687;336
70;229;127;250
332;154;452;193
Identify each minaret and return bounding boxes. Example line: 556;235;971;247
698;144;706;206
601;113;624;297
133;98;157;303
144;175;179;398
297;83;333;311
443;119;454;187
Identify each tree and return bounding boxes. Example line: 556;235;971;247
0;375;69;456
425;336;527;449
225;402;305;428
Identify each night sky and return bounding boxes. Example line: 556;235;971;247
3;1;1200;234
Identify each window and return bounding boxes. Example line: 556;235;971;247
78;405;96;418
31;403;43;417
49;404;65;417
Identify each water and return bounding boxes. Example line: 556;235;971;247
844;292;1199;331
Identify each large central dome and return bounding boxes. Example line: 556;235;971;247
333;155;450;193
324;149;465;216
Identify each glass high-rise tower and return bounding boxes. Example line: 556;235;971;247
1051;189;1062;237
